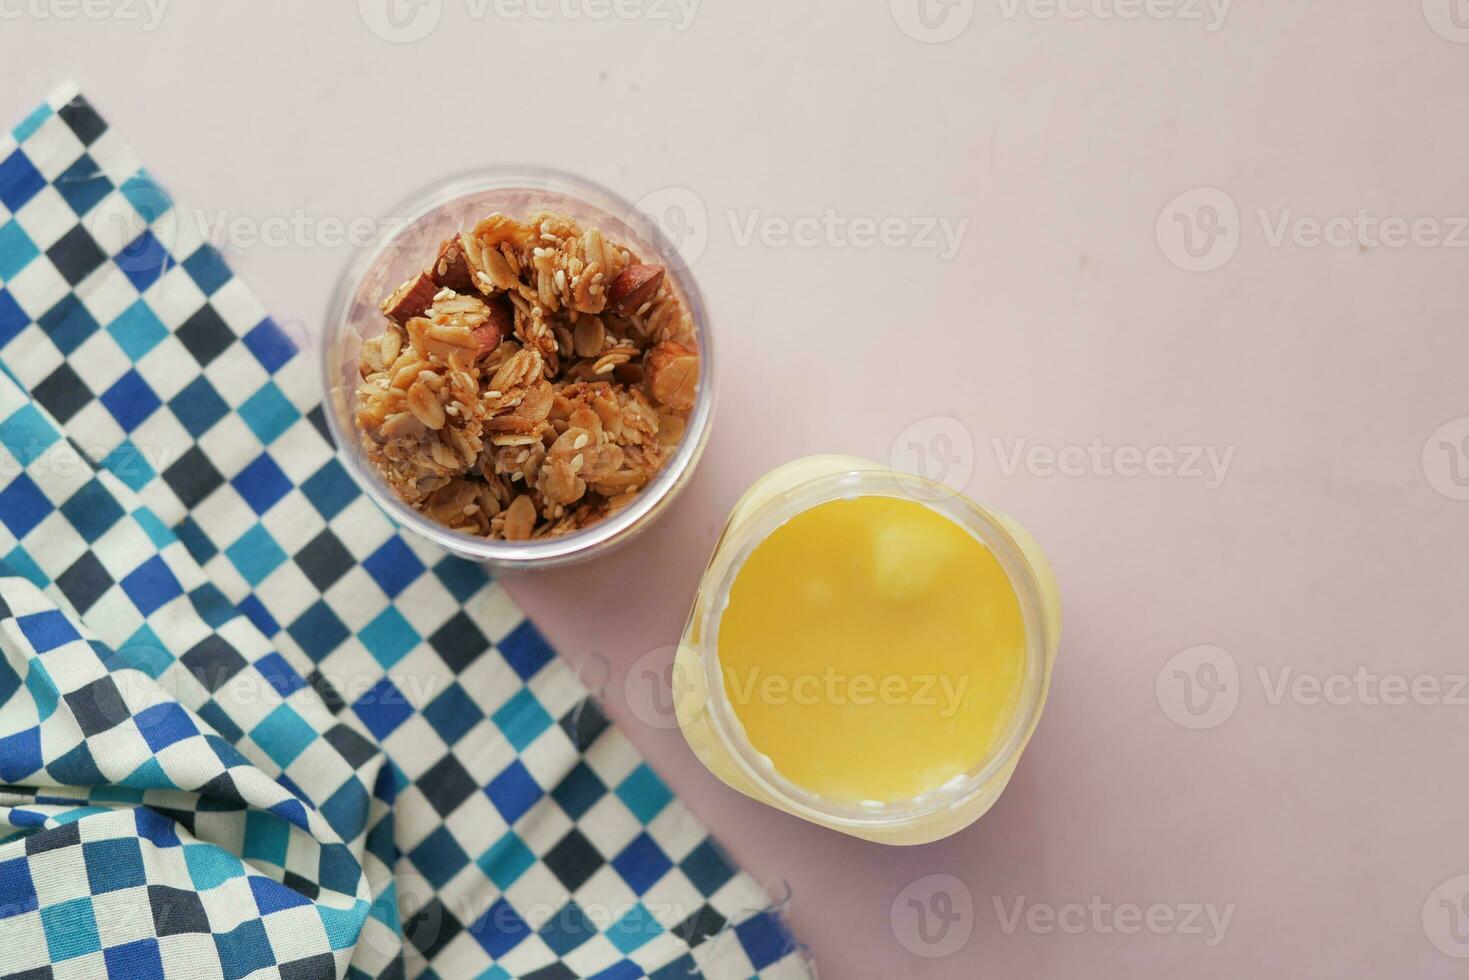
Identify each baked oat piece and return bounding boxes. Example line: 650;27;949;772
354;211;700;542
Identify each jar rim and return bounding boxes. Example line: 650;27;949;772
691;468;1054;829
319;165;716;568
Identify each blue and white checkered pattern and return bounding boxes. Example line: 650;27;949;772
0;83;810;979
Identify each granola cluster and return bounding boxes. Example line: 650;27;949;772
354;211;700;541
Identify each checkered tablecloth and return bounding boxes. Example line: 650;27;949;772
0;83;809;980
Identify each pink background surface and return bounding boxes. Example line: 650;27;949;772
7;3;1469;976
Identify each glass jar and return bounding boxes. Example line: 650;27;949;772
674;455;1061;845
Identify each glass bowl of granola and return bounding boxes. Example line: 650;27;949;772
321;167;712;569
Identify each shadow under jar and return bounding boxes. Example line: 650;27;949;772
321;167;715;570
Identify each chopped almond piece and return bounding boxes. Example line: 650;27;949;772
645;341;699;411
380;271;439;324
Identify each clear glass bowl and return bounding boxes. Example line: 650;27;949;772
321;166;715;570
